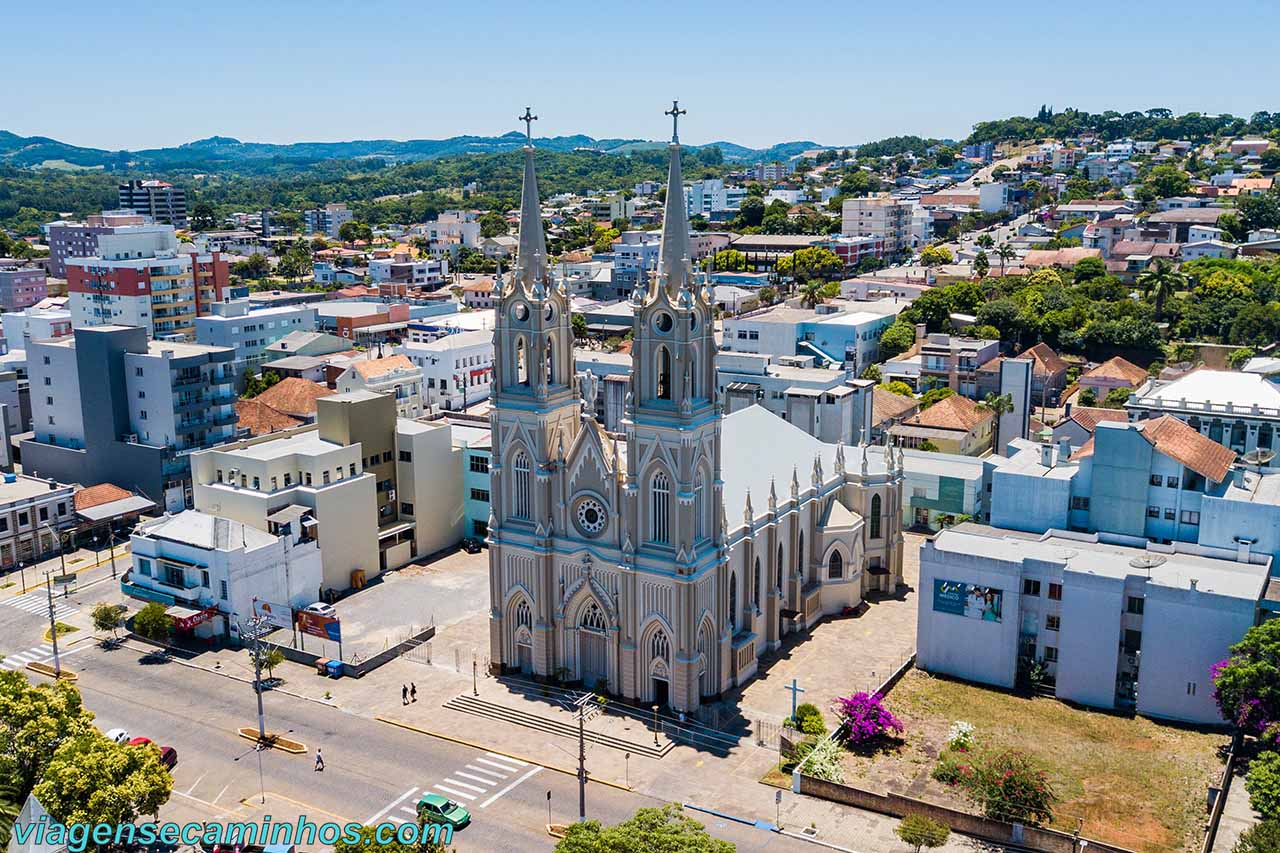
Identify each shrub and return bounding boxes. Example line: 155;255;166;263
1234;817;1280;853
970;750;1056;825
947;720;975;751
1247;751;1280;819
931;752;975;787
133;602;173;642
792;703;827;736
91;603;126;637
833;692;904;746
895;814;950;853
798;737;845;784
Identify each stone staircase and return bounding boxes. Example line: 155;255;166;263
442;693;673;759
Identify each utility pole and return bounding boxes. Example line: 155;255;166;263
242;615;268;740
577;706;587;822
44;570;61;677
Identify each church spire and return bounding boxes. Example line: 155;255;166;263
514;106;548;293
656;100;691;295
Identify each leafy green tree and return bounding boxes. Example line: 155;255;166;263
1073;256;1106;284
1078;388;1098;406
975;233;994;249
994;243;1016;277
1229;347;1256;370
276;241;314;281
1214;619;1280;736
572;313;588;340
1231;304;1280;348
880;381;914;398
711;249;747;272
1136;258;1187;321
776;247;842;281
91;603;126;638
979;393;1014;452
1142;165;1191;199
1238;191;1280;233
593;227;620;255
1234;818;1280;853
757;286;777;305
920;245;953;268
735;197;766;229
334;825;447;853
0;672;97;798
920;387;956;409
971;324;1001;340
1102;387;1132;408
230;252;270;279
32;734;171;827
974;251;989;279
0;778;19;847
479;211;508;238
895;814;950;853
337;220;373;244
241;369;283;399
189;202;218;231
798;281;824;309
1218;212;1248;243
1247;751;1280;819
555;804;733;853
133;602;173;642
860;364;882;382
879;321;917;358
918;440;940;453
903;288;953;333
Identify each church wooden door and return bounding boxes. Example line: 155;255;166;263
580;630;607;687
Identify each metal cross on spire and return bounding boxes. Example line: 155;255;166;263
519;107;538;144
664;99;687;143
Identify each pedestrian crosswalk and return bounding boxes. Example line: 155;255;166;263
366;752;541;825
3;591;77;620
1;643;58;670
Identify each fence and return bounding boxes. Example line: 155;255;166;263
1201;733;1242;853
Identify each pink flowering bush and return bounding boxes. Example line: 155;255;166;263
833;691;904;746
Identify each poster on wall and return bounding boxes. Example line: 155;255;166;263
933;579;1003;623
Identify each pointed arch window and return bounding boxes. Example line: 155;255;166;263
515;598;532;629
753;556;761;607
513;451;531;520
728;571;738;632
515;337;529;386
828;550;844;579
649;629;670;663
581;602;606;633
694;471;706;540
545;333;555;385
776;544;784;589
656;346;672;400
651;471;671;544
797;531;805;581
870;494;882;540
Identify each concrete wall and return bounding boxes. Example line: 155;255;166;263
990;466;1071;533
397;422;465;559
1089;423;1152;537
1055;570;1123;710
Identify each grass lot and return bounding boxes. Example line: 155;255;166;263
841;670;1226;853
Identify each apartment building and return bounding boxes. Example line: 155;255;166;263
192;390;464;592
609;231;661;297
917;333;1001;398
369;255;449;289
397;329;493;413
194;299;317;376
335;355;423;419
2;306;72;351
118;180;188;227
841;194;913;256
0;264;48;312
303;203;354;239
720;299;905;375
0;473;76;569
65;226;231;338
21;326;237;511
44;211;150;278
684;179;747;218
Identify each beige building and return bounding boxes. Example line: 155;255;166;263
336;355;424;419
192;390;463;593
841;194;912;257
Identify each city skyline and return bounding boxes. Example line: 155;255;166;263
7;0;1278;151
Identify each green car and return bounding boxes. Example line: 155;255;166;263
417;793;471;829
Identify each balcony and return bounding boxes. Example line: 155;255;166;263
172;373;204;388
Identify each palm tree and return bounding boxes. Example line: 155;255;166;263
799;280;824;309
979;392;1015;454
1136;258;1187;322
995;243;1016;277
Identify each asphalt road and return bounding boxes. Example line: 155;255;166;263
40;639;810;852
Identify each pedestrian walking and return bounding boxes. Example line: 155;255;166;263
410;682;417;703
402;684;409;705
314;748;324;772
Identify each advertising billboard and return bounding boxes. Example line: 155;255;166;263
252;599;293;631
295;609;342;642
932;579;1003;623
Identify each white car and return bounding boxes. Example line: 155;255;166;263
304;602;336;618
105;728;129;743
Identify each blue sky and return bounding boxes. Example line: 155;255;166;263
6;0;1277;151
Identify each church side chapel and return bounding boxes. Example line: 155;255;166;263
487;105;905;712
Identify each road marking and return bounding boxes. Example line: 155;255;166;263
184;773;207;796
432;784;476;801
3;592;78;619
212;784;229;806
0;641;90;670
485;751;526;766
454;770;501;785
477;756;522;773
464;763;508;780
365;786;419;825
441;777;486;793
478;766;541;809
398;806;418;818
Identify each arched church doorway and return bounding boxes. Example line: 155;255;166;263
579;602;608;688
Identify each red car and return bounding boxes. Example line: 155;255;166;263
127;737;178;769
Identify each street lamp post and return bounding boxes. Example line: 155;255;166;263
42;523;68;598
43;569;61;677
652;705;660;747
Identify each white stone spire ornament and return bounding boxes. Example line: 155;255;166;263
790;466;800;500
861;445;869;478
744;490;754;527
812;455;823;488
834;441;846;476
513;107;549;295
655;100;692;298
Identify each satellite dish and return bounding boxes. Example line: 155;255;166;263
1241;449;1275;467
1129;554;1167;574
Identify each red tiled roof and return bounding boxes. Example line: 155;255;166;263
349;354;416;380
74;483;133;510
1082;356;1148;387
1141;415;1236;483
1062;406;1129;433
253;378;336;418
235;399;303;436
904;394;992;433
1023;247;1103;268
872;387;920;425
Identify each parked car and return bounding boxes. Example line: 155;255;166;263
303;602;336;618
158;746;178;769
105;728;130;743
416;793;470;829
460;538;482;554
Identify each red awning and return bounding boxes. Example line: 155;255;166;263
173;605;220;631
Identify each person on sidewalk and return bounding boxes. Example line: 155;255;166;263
314;748;324;772
410;683;417;703
402;684;409;705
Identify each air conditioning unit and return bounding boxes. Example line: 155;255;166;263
388;489;396;501
124;433;138;443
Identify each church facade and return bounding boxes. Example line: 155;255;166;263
487;106;905;712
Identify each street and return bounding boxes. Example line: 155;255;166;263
15;630;812;852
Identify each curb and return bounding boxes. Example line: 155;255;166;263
374;715;633;793
26;661;77;681
236;727;308;754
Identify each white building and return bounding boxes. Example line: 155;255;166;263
125;509;323;642
397;329;493;414
841;195;913;257
684;179;747;218
303;204;354;239
1128;370;1280;453
2;306;72;350
918;525;1269;725
194;300;317;375
0;474;76;570
335;355;423;419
